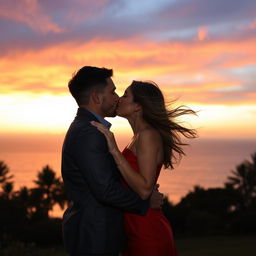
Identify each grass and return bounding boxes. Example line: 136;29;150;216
43;235;256;256
2;235;255;256
0;240;68;256
176;235;256;256
40;247;68;256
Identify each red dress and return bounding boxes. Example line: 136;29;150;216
121;147;179;256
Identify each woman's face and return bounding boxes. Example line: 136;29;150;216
117;86;139;118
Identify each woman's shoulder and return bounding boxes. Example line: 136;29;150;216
137;127;161;145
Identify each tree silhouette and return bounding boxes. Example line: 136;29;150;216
12;186;31;218
32;165;67;219
0;161;13;182
225;153;256;209
2;182;13;199
0;161;14;199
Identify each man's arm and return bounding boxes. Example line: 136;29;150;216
75;127;149;215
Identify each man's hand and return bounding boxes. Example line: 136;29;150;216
149;184;164;209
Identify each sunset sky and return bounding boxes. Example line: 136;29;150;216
0;0;256;142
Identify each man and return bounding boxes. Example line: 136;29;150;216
61;66;162;256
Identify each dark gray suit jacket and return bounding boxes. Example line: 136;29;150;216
61;107;148;255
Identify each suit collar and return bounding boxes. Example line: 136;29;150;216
76;107;96;120
76;107;112;129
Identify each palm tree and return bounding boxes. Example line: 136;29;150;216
0;161;13;184
0;161;14;198
13;186;32;218
225;153;256;209
32;165;67;218
2;182;13;199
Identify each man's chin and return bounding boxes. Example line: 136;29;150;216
116;109;124;117
106;111;117;118
106;114;117;118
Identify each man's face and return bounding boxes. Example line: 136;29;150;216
99;78;119;117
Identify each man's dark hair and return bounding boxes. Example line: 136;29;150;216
68;66;113;105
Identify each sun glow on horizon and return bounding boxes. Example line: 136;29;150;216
1;92;256;139
0;93;76;133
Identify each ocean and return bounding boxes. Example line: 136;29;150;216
0;136;255;217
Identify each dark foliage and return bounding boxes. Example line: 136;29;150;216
0;163;68;249
163;153;256;235
0;152;255;249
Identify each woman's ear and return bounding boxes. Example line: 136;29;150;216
134;103;142;113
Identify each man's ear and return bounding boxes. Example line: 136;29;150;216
91;91;102;104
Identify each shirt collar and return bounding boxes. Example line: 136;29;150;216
87;109;112;130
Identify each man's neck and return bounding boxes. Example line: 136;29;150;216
80;105;112;129
79;105;105;118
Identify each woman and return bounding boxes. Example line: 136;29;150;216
92;81;197;256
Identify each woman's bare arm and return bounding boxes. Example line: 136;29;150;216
91;121;161;199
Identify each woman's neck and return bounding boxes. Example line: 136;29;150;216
127;116;150;135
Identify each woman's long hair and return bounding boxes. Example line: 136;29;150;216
130;80;197;169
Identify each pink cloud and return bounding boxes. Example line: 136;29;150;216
0;0;63;33
63;0;110;26
247;20;256;29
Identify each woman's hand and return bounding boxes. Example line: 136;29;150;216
91;121;119;154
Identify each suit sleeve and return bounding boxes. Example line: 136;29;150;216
75;126;149;215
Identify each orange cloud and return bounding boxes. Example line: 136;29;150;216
0;36;256;105
198;26;208;41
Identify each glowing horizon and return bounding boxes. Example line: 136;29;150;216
0;0;256;139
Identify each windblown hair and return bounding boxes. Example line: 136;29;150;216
130;80;197;169
68;66;113;105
